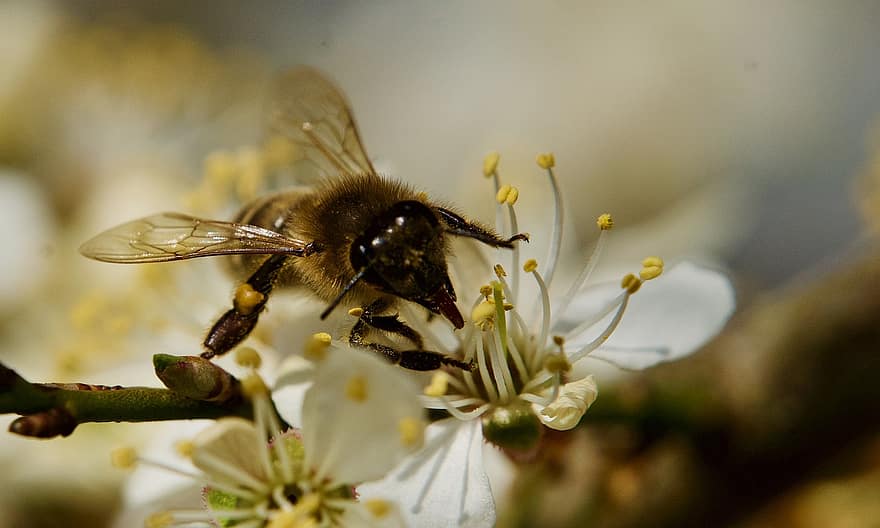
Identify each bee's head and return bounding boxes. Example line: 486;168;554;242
349;200;464;329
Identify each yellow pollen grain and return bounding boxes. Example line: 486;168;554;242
494;264;507;278
145;512;174;528
496;184;512;204
621;273;642;294
398;417;424;448
536;152;556;169
597;213;614;230
110;447;138;470
345;375;368;402
543;353;572;374
241;374;269;398
523;259;538;273
472;301;496;327
348;307;364;317
234;283;264;315
424;372;449;397
365;498;392;519
505;186;519;205
175;440;195;458
234;346;262;369
483;151;500;176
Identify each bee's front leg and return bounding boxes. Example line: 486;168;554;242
202;255;287;359
348;299;474;371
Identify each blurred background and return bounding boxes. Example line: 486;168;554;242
1;1;880;526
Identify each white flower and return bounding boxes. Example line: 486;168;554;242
359;153;736;527
114;345;425;527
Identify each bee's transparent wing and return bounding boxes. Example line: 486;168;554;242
267;66;376;185
80;212;317;263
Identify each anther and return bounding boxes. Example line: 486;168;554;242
304;332;332;361
494;264;507;278
483;151;500;177
496;184;512;204
523;259;538;273
536;152;556;169
234;347;262;369
621;273;642;294
596;213;614;230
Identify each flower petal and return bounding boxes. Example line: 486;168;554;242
301;344;426;486
536;375;599;431
359;420;496;528
567;261;734;369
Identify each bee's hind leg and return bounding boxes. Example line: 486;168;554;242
202;255;287;359
349;299;474;371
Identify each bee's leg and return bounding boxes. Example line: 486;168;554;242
349;300;473;371
436;207;529;248
202;255;287;359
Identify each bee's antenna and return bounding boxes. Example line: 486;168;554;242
320;267;368;320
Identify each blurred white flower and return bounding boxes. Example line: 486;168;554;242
357;153;735;526
115;345;424;527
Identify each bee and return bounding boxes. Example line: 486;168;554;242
80;67;527;371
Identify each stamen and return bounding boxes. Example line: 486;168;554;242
537;154;564;291
272;485;296;512
487;329;513;403
525;262;552;354
235;347;262;369
304;332;332;362
639;256;664;281
474;337;498;403
551;213;612;327
192;449;272;495
505;334;531;384
568;292;631;363
483;152;500;178
507;200;521;303
424;372;449;397
257;396;294;484
563;289;628;346
247;382;277;484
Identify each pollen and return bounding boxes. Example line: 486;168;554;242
398;417;424;448
234;346;262;369
494;264;508;278
365;498;393;519
472;301;496;329
523;259;538;273
304;332;332;361
145;512;174;528
621;273;642;294
597;213;614;230
483;151;500;176
348;307;364;317
424;372;449;397
175;440;195;458
233;283;265;315
536;152;556;169
496;184;513;204
110;446;138;470
241;374;270;398
345;375;368;402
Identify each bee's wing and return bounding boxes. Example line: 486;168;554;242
267;66;376;185
80;212;317;263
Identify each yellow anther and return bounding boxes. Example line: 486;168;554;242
642;256;664;269
110;447;138;470
345;375;368;402
304;332;332;361
398;417;424;448
241;374;270;398
536;152;556;169
479;284;493;298
365;498;393;519
145;512;174;528
424;372;449;397
639;266;663;281
175;440;195;458
483;151;500;176
543;353;572;374
523;259;538;273
233;283;264;315
348;307;364;318
471;301;496;329
494;264;507;278
234;347;262;369
597;213;614;230
505;186;519;205
503;302;514;311
621;273;642;294
496;184;512;204
553;335;565;347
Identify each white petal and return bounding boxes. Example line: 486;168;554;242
271;354;316;428
536;375;599;431
568;262;734;369
302;344;426;485
359;420;496;528
190;418;267;483
336;499;407;528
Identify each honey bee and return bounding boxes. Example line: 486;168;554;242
80;67;526;370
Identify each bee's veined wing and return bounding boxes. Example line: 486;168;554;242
80;212;318;263
267;66;376;185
